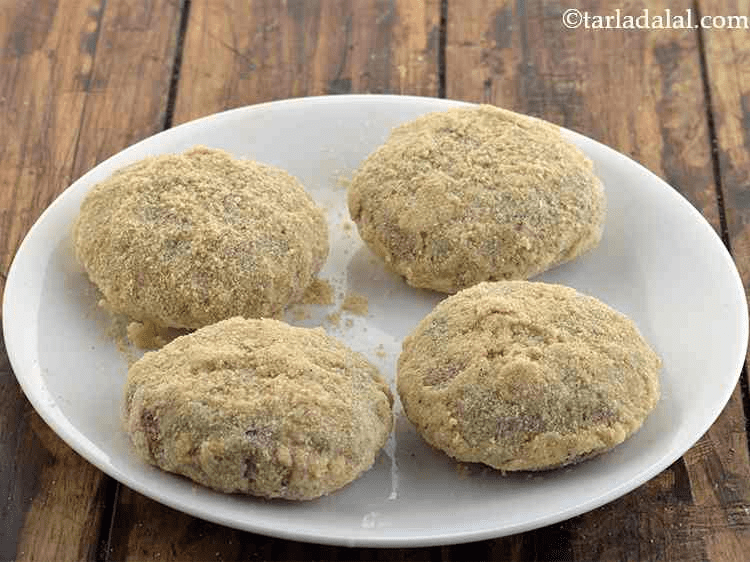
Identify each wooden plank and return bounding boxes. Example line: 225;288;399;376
699;6;750;307
0;1;109;558
0;0;181;560
0;0;92;279
107;0;442;559
697;0;750;556
705;0;750;281
69;0;182;178
697;0;750;272
447;0;750;560
172;0;440;124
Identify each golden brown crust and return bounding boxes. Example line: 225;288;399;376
74;147;328;329
397;281;661;471
124;317;393;500
348;105;605;292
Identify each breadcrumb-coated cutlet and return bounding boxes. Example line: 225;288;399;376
348;105;606;293
74;146;328;329
397;281;661;471
124;317;394;500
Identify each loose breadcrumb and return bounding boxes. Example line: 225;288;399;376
300;278;335;306
341;292;369;316
105;310;139;365
287;306;311;322
326;311;341;327
335;175;352;191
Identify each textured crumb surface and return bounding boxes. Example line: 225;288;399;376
74;146;328;329
348;105;606;293
124;317;393;500
397;281;661;471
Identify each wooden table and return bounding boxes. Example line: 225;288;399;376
1;0;749;560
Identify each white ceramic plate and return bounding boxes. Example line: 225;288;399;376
4;95;748;548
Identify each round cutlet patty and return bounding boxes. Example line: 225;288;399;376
348;105;606;293
74;146;328;329
397;281;661;471
124;318;394;500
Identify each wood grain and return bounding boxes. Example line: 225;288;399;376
173;0;440;124
0;1;110;558
699;0;750;281
0;0;93;280
69;0;182;178
447;0;750;560
447;0;720;227
699;4;750;299
697;1;750;556
0;0;181;559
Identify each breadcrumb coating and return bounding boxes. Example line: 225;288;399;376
125;317;393;500
74;146;328;329
348;105;605;292
397;281;661;471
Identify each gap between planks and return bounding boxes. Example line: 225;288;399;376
95;477;120;562
163;0;193;130
439;0;447;97
68;0;108;206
